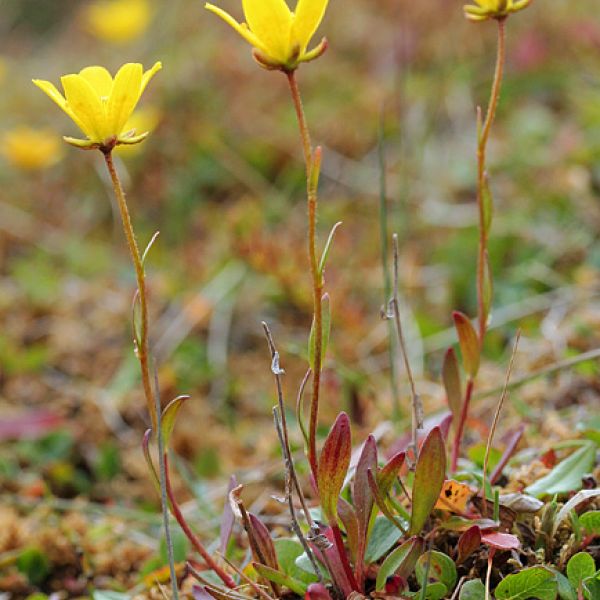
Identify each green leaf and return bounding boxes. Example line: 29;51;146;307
579;511;600;536
377;451;406;495
364;516;402;563
416;551;457;591
308;293;331;370
317;412;351;524
353;435;378;550
160;395;190;450
495;567;558;600
459;579;486;600
582;574;600;600
16;547;50;585
93;593;131;600
566;552;595;589
160;528;188;564
442;348;462;429
525;444;595;497
274;539;319;585
421;582;448;600
453;311;480;378
552;570;577;600
318;221;342;277
253;562;308;596
409;427;446;535
481;175;494;236
375;536;424;591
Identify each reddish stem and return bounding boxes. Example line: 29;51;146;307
164;456;236;589
331;524;360;593
451;378;474;472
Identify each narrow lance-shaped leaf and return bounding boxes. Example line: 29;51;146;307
353;435;378;542
318;221;343;278
253;563;307;596
161;395;190;450
481;174;493;237
377;451;406;496
353;435;377;586
337;498;359;560
482;251;493;326
317;412;351;525
409;426;446;536
367;468;407;534
375;536;425;591
308;293;331;371
453;311;480;378
442;348;462;431
249;513;279;570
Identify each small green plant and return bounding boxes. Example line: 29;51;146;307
29;0;600;598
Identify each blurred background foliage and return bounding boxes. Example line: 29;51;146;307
0;0;599;529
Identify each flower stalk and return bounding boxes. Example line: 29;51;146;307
286;69;323;479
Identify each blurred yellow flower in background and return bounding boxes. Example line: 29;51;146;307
0;57;7;85
464;0;532;22
84;0;152;44
2;127;63;171
33;62;162;150
205;0;329;70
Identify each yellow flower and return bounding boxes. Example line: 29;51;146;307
32;62;161;150
84;0;152;44
464;0;532;21
205;0;329;71
2;127;63;171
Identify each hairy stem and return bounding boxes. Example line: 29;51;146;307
476;18;506;342
103;151;177;597
103;151;157;433
164;456;237;588
286;70;322;479
451;377;474;472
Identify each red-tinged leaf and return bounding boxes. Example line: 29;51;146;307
453;311;480;378
353;435;378;542
375;536;425;591
337;497;359;560
409;427;446;536
457;525;482;564
309;526;353;597
481;531;520;551
540;448;557;469
385;575;407;595
220;475;238;554
305;583;332;600
378;451;406;496
442;348;462;430
0;410;63;441
367;468;407;533
490;425;525;485
317;412;352;524
249;513;279;570
161;395;190;450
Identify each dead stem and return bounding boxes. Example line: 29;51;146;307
480;330;521;515
390;233;422;463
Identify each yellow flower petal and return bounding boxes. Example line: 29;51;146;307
79;66;114;98
2;127;63;171
61;74;108;141
292;0;329;53
33;79;93;137
205;4;268;54
141;61;162;94
242;0;293;63
84;0;152;44
107;63;143;137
